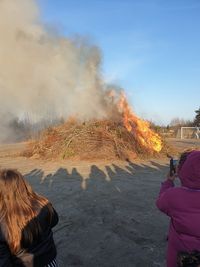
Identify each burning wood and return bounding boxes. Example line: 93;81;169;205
23;94;164;160
118;92;162;153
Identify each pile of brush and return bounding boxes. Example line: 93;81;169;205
23;118;167;160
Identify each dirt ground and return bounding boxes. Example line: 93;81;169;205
0;139;200;267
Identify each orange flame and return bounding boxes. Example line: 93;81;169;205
117;92;162;152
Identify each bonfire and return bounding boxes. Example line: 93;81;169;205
24;93;164;160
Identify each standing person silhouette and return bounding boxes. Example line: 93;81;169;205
156;151;200;267
0;169;59;267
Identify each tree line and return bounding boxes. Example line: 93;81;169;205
150;107;200;137
169;107;200;128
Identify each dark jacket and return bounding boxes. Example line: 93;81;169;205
0;204;59;267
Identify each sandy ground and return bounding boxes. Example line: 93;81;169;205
0;139;200;267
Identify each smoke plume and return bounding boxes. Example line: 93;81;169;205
0;0;120;142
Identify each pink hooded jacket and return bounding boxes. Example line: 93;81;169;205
156;150;200;267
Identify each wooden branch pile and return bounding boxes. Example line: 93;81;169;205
23;119;165;160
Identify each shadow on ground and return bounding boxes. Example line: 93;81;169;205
25;160;169;267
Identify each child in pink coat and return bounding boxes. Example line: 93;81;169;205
156;150;200;267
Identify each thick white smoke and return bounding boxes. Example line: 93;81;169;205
0;0;118;142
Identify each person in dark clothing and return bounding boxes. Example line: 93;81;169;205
0;169;59;267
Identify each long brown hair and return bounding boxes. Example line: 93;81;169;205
0;169;52;254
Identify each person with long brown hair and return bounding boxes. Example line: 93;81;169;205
0;169;59;267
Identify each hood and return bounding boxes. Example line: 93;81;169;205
178;150;200;189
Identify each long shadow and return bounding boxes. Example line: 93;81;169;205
24;160;169;267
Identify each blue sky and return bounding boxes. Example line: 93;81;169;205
38;0;200;125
